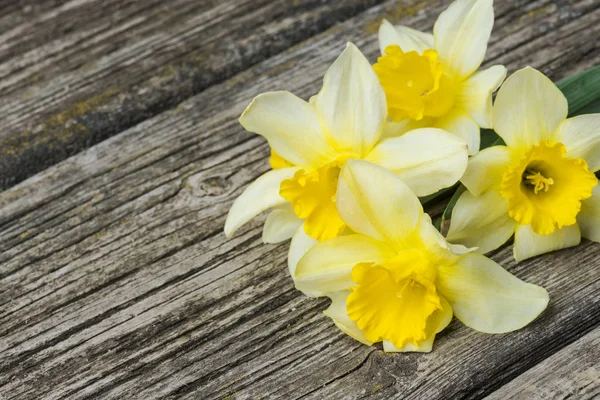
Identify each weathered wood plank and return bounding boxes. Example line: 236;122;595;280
485;326;600;400
0;0;599;399
0;0;384;190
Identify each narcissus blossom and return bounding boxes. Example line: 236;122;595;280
447;67;600;261
375;0;506;154
294;160;548;352
225;43;468;243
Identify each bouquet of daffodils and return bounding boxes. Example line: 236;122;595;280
224;0;600;352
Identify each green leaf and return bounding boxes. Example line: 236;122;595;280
420;183;457;206
432;184;466;233
557;64;600;116
480;129;500;148
570;97;600;118
441;185;466;224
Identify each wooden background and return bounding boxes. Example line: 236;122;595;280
0;0;599;399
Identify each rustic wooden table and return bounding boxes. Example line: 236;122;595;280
0;0;599;399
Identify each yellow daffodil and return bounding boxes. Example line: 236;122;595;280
375;0;506;154
225;43;468;244
294;160;548;352
447;67;600;261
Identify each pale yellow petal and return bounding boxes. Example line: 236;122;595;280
555;114;600;172
383;339;433;353
433;0;494;79
438;253;549;333
380;117;431;140
365;128;468;197
262;206;303;244
456;65;507;128
315;43;387;156
493;67;568;151
434;296;454;334
288;224;317;278
446;189;517;254
294;234;395;296
379;19;434;55
513;223;581;262
461;145;511;196
239;91;333;166
435;110;480;155
578;185;600;242
418;214;475;266
323;291;373;345
224;167;299;237
337;159;423;242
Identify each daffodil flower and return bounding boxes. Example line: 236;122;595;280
294;160;548;352
375;0;506;154
225;43;468;244
447;67;600;261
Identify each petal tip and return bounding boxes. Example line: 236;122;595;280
239;91;286;127
223;222;235;239
345;41;359;53
224;210;240;238
260;235;272;244
513;66;549;81
238;98;256;126
380;18;393;29
340;42;370;66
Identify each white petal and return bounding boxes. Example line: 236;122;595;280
456;65;507;128
493;67;568;151
262;206;303;244
461;145;511;196
555;114;600;172
288;224;318;278
433;0;494;79
365;128;468;197
294;234;395;296
578;185;600;242
337;159;423;242
513;223;581;262
224;167;299;237
378;19;434;55
435;110;481;155
437;253;549;333
382;297;453;353
323;291;373;345
315;43;387;156
446;189;517;254
239;91;333;166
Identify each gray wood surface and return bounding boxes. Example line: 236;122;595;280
0;0;599;399
485;326;600;400
0;0;383;189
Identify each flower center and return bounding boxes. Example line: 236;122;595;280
500;141;598;235
524;171;554;194
279;160;346;241
346;249;442;348
373;45;455;122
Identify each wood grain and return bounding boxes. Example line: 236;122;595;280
485;326;600;400
0;0;599;399
0;0;384;190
